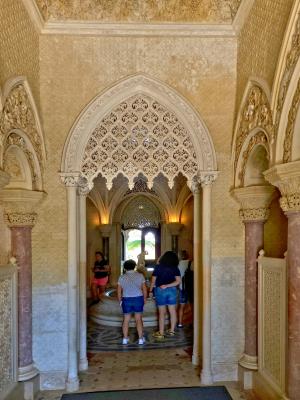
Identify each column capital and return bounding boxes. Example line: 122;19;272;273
166;222;184;236
0;189;46;226
189;171;218;193
60;172;81;187
264;161;300;213
4;212;37;227
99;223;112;237
0;170;10;189
231;185;275;222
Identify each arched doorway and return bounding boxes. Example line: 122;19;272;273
60;74;218;391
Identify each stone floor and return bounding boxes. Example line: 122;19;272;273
36;348;258;400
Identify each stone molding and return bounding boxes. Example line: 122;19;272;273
264;161;300;212
4;212;37;227
0;169;10;189
60;172;81;187
283;77;300;163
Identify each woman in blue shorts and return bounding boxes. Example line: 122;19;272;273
149;251;181;339
117;259;148;345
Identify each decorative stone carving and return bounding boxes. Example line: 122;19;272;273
283;77;300;163
199;171;218;187
231;185;275;221
0;84;43;168
124;177;157;197
235;85;273;174
82;93;199;189
238;131;269;187
239;207;269;222
275;12;300;132
35;0;242;23
121;195;160;229
4;212;37;227
60;172;81;187
264;161;300;213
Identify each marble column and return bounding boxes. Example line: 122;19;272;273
232;186;274;372
191;182;201;367
5;212;39;381
78;186;89;372
200;176;214;384
167;222;183;254
264;162;300;399
61;173;80;392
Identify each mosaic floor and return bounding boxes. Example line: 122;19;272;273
36;348;258;400
87;321;193;351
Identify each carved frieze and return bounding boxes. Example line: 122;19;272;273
4;212;37;227
235;85;273;176
35;0;242;23
239;207;270;222
275;12;300;133
283;77;300;163
0;84;43;169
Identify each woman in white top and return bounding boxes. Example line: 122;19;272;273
117;259;148;345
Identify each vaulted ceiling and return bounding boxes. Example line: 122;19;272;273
34;0;242;24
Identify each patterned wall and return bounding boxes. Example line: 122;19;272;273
35;0;242;23
236;0;293;114
0;0;40;108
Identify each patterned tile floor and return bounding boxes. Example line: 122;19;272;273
36;348;258;400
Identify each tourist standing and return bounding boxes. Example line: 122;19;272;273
117;259;148;345
91;251;110;302
149;251;181;339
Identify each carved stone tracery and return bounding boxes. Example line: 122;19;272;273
235;85;273;176
283;77;300;163
82;93;199;189
4;212;37;227
122;195;160;229
0;84;43;169
239;207;270;222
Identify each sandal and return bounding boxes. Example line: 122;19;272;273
166;330;176;336
153;331;165;340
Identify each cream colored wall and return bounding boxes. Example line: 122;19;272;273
179;196;194;259
236;0;293;111
0;0;40;107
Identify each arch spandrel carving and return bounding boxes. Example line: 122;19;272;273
61;74;217;190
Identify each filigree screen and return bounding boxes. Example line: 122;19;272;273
122;195;160;229
82;94;198;189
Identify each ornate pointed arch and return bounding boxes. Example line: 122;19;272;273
61;74;217;190
232;80;273;188
0;77;46;190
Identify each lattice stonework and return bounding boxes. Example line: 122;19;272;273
82;94;198;189
122;196;160;229
0;278;12;394
263;269;281;384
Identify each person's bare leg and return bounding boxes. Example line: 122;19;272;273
158;306;166;334
98;285;106;299
91;283;98;300
178;303;185;325
122;314;131;339
168;305;177;332
135;313;143;338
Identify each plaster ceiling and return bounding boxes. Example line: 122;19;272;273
34;0;242;24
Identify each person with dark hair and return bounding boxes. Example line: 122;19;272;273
177;250;191;327
117;259;148;345
91;251;110;302
149;251;181;339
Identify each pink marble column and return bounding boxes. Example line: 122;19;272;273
243;220;264;364
7;213;38;381
286;211;300;399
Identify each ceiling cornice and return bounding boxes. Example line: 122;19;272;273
21;0;253;38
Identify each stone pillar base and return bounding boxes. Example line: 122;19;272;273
66;377;80;392
18;363;39;382
238;364;254;390
239;353;258;370
79;357;88;371
200;369;213;385
192;353;200;366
